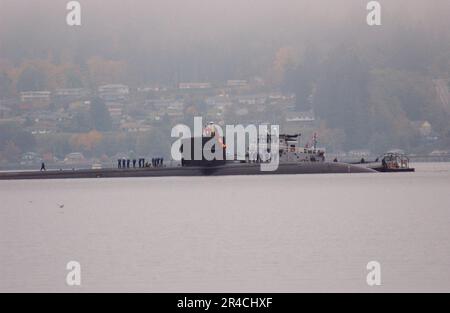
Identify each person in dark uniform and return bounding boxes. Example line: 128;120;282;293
122;158;126;169
118;159;122;168
127;159;130;168
40;162;46;171
133;159;136;168
161;157;164;167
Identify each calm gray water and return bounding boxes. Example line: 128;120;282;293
1;163;450;292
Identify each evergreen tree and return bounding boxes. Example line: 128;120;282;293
90;97;113;132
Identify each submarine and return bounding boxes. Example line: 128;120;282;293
0;131;375;181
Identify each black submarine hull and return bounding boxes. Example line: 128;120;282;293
0;162;375;181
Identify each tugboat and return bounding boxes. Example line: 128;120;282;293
352;152;415;173
374;153;415;172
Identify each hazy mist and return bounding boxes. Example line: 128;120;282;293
1;0;449;83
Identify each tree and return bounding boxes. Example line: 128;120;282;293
282;46;320;111
90;97;113;131
283;64;315;111
68;111;92;133
16;66;48;91
70;131;103;156
0;71;13;98
271;47;296;86
315;47;371;149
0;124;36;153
64;68;84;88
3;140;21;162
87;57;127;85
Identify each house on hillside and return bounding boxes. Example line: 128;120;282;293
20;91;51;110
0;105;12;119
98;84;129;101
178;82;211;90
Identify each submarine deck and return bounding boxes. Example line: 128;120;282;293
0;162;376;181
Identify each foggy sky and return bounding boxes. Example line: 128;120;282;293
0;0;449;82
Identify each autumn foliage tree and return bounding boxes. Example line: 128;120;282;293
90;97;113;131
70;130;103;156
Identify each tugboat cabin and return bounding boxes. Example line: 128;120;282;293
379;153;415;172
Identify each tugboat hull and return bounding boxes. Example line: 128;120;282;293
372;167;415;173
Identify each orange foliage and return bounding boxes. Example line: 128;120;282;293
70;131;103;152
271;46;296;86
